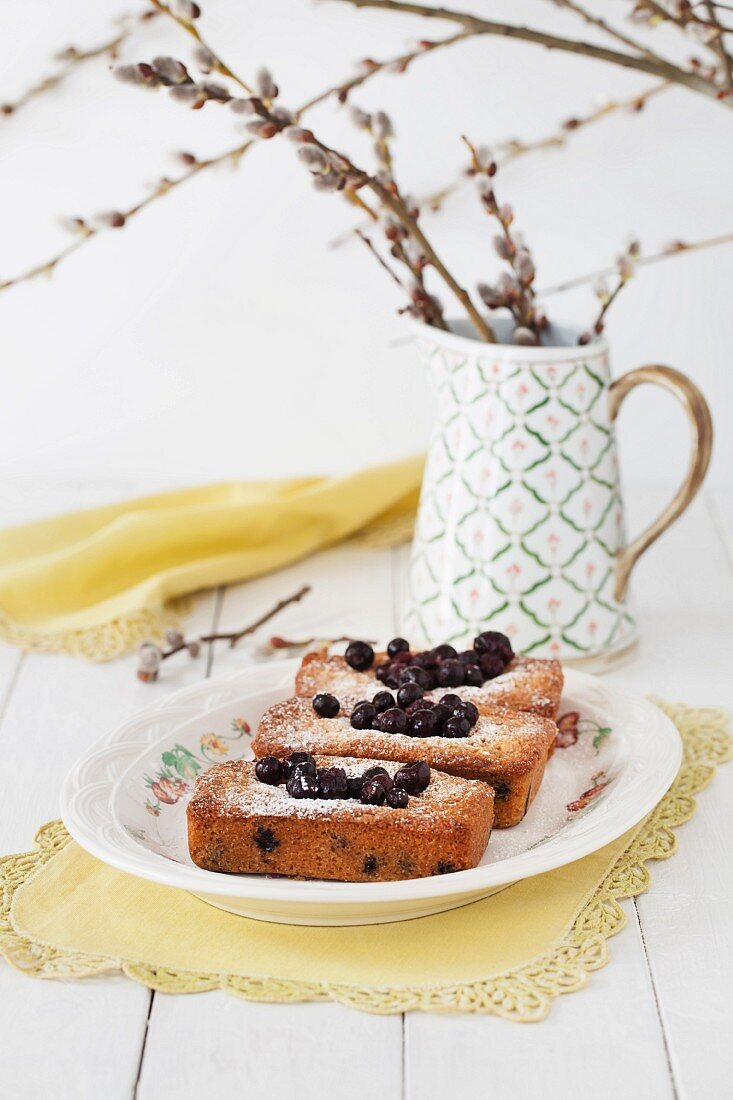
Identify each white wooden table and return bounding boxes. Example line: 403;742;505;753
1;483;731;1100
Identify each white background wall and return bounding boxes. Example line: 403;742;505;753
1;0;731;506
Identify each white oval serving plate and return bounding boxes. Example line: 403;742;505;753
61;659;682;926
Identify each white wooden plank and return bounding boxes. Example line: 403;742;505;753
0;646;23;719
627;490;733;1100
137;996;403;1100
0;590;219;1100
406;905;675;1100
136;545;406;1095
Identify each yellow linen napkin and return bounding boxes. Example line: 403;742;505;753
2;703;729;1021
0;455;423;660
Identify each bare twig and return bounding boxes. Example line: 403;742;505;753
705;0;733;88
0;141;255;291
333;0;732;105
550;0;672;65
1;9;155;118
200;584;312;647
296;29;474;115
137;584;312;680
540;230;733;296
424;82;669;211
356;229;407;289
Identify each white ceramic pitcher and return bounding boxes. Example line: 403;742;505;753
403;320;712;665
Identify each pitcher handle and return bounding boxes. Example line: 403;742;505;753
608;365;713;602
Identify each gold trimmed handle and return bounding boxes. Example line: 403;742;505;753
609;365;713;602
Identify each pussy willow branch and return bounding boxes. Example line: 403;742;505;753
540;230;733;295
149;0;253;94
0;142;255;290
295;28;474;115
137;584;312;679
328;80;669;248
420;82;669;211
333;0;733;106
283;121;495;338
1;9;155;118
705;0;733;88
550;0;671;64
0;23;471;293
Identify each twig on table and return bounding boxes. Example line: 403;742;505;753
200;585;312;647
136;584;312;681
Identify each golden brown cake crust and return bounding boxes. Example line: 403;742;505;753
252;697;557;828
186;755;494;882
294;651;564;720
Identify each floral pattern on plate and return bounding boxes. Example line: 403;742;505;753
143;717;251;817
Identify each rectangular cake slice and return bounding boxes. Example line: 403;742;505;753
295;651;563;720
253;698;557;828
187;755;494;882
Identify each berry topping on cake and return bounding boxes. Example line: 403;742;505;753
396;681;424;708
371;690;396;713
312;692;340;718
286;770;319;798
360;778;387;805
347;775;364;799
479;652;505;680
407;709;437;737
350;701;377;730
453;700;479;727
393;760;431;795
464;664;484;686
317;766;349;799
443;715;471;738
437;659;466;687
345;640;375;671
253;755;431;807
400;665;432;690
440;693;462;709
375;707;408;734
341;632;516;698
474;630;514;664
254;756;283;785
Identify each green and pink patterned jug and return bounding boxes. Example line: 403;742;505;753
403;320;712;665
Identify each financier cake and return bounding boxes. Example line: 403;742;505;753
253;695;557;828
294;633;563;721
187;754;494;882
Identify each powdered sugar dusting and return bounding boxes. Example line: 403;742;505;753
253;697;556;772
189;755;485;824
295;652;562;718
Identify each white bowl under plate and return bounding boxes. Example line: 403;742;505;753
61;660;682;925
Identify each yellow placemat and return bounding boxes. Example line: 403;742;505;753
0;455;422;661
1;703;729;1021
